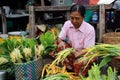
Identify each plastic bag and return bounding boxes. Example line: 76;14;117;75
89;0;99;5
73;0;89;5
97;0;115;4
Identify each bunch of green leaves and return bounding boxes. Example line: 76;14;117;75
0;39;20;79
10;37;38;63
20;37;37;55
0;38;21;55
80;43;120;70
0;37;38;77
0;61;14;77
39;31;57;56
0;38;21;69
40;73;69;80
0;55;15;80
80;63;119;80
0;37;37;61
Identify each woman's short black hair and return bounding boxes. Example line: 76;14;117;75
70;4;86;17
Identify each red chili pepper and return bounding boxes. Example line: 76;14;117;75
62;61;67;66
82;66;89;76
73;62;84;76
49;52;53;57
67;57;74;66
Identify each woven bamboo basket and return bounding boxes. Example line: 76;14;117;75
103;29;120;74
102;32;120;45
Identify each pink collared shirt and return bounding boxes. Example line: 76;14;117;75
59;20;95;50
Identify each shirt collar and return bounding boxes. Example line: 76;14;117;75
70;21;85;33
79;21;85;33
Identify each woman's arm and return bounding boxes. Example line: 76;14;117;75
57;38;67;49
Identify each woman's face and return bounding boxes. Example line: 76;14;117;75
70;11;84;29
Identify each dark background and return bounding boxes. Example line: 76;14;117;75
0;0;51;9
0;0;28;9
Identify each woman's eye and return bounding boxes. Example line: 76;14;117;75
70;17;74;20
76;17;80;20
70;16;81;20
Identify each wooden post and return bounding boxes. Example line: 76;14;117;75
1;8;7;34
29;6;35;38
41;0;45;6
66;12;70;20
98;4;105;42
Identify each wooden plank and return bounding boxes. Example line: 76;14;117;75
33;4;112;11
29;6;35;37
34;5;99;11
34;6;70;11
98;4;105;42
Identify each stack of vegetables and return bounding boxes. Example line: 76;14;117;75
0;37;45;79
41;63;119;80
1;26;120;80
80;63;119;80
80;43;120;73
39;31;57;57
0;29;59;79
40;48;119;80
31;31;120;79
40;48;81;80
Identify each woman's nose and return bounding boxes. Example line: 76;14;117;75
72;18;77;22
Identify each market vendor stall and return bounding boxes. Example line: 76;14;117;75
0;29;120;80
1;0;120;80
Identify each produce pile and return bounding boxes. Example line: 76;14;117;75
0;38;40;72
80;43;120;70
38;29;120;79
40;42;120;79
0;26;120;80
0;27;59;79
40;48;80;80
40;47;119;80
80;63;119;80
41;63;119;80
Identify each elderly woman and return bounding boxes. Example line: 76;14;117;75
58;3;95;58
57;4;96;76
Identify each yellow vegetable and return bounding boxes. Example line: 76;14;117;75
10;48;23;63
0;57;8;65
34;44;45;59
23;47;32;61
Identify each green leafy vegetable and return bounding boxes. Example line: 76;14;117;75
80;63;118;80
40;73;69;80
39;31;57;56
99;56;111;68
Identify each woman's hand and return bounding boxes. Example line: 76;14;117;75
58;41;66;49
75;49;86;58
57;38;67;49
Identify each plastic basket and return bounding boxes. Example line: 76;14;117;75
14;58;43;80
84;9;93;22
